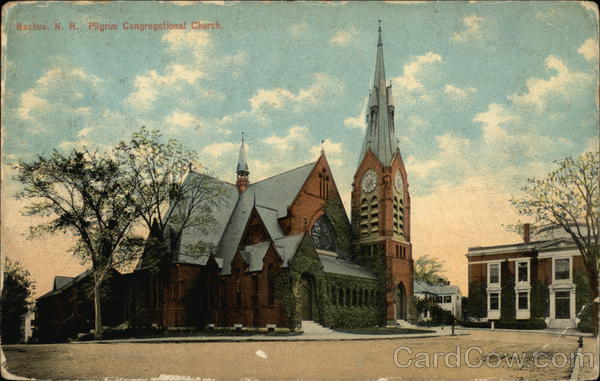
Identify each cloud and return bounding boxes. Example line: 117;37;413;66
242;73;344;124
578;38;599;61
164;110;204;129
451;15;485;43
263;125;310;150
202;142;237;158
444;84;476;102
508;55;593;112
289;23;308;37
330;27;358;46
393;52;443;92
15;64;104;135
124;29;242;111
344;97;368;130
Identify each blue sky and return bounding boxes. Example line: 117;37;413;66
2;1;598;294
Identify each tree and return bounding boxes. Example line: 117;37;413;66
414;255;448;286
511;151;599;334
15;149;144;339
115;127;226;267
1;259;35;344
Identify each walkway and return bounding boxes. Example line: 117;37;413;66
75;326;465;344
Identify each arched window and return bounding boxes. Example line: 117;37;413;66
311;214;336;251
360;198;369;237
358;289;363;306
346;288;351;307
352;289;357;306
338;288;344;305
331;286;336;305
364;289;369;307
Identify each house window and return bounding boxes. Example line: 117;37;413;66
518;292;528;310
435;296;443;303
443;296;451;303
555;258;570;280
555;291;570;319
489;293;500;310
489;263;500;285
517;261;528;282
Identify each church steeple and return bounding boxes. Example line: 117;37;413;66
359;21;397;167
236;133;249;193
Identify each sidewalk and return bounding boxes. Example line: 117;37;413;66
457;326;595;337
75;326;468;344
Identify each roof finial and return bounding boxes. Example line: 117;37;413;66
241;131;245;143
253;191;256;206
377;20;383;47
320;139;325;155
378;19;381;31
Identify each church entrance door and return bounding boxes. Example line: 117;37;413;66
299;275;313;320
396;283;407;320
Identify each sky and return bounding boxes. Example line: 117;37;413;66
1;1;598;298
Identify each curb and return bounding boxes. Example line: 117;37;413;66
73;332;469;344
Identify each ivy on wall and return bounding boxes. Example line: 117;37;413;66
500;261;516;322
466;280;487;319
323;197;353;258
574;269;593;332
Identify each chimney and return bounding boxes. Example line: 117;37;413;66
523;223;531;244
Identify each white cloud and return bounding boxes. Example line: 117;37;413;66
451;15;485;43
289;23;308;37
508;55;593;112
330;27;358;46
444;84;476;102
263;125;310;150
392;52;443;92
578;38;599;61
310;138;343;158
202;142;237;158
344;97;368;130
164;110;204;128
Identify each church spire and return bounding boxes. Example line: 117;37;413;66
236;132;249;193
359;21;397;167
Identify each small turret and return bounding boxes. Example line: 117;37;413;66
236;133;249;193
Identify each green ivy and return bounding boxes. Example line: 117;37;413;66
323;197;353;257
574;269;593;332
500;260;516;322
466;280;487;319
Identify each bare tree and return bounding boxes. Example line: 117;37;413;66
115;127;225;263
511;151;599;334
15;149;144;339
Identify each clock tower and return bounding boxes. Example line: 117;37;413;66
351;23;414;325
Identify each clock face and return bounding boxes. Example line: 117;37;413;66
394;171;404;193
361;170;377;193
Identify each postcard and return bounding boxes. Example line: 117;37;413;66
1;1;598;380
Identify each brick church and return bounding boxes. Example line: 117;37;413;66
36;26;415;339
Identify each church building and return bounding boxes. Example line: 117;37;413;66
36;25;415;340
123;25;415;330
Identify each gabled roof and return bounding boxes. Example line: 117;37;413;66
466;237;576;257
217;161;317;274
414;281;461;296
173;172;239;264
53;276;73;290
38;270;93;301
319;254;377;280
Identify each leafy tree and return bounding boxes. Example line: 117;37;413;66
511;151;599;334
1;259;35;344
14;149;144;339
414;255;448;285
115;127;226;267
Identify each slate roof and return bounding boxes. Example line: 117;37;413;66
319;254;377;280
241;241;271;272
53;276;73;291
38;270;93;301
414;281;460;296
173;173;239;265
172;161;316;274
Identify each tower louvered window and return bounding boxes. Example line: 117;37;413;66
369;196;379;234
359;198;369;236
393;195;404;236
